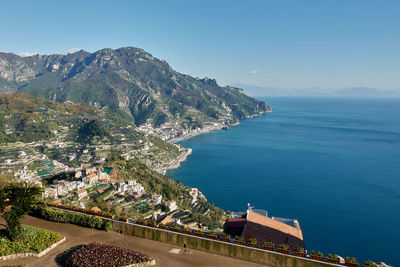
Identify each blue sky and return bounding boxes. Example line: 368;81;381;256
1;0;399;90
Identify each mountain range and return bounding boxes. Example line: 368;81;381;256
0;47;269;128
235;84;400;98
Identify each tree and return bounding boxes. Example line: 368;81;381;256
1;182;43;240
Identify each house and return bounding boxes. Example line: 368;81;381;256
76;181;85;190
99;172;110;182
76;189;88;200
166;200;178;212
43;187;58;199
85;167;97;175
223;206;304;249
54;184;67;197
151;194;162;205
90;206;101;213
83;173;98;187
75;171;83;178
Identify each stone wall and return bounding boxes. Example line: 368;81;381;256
111;221;338;267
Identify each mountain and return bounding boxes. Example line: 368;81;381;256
234;84;400;98
0;47;269;129
0;93;187;172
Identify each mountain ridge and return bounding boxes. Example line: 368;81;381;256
0;47;270;129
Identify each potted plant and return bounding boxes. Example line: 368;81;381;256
194;230;204;237
119;216;128;223
220;233;231;242
233;236;245;245
345;257;359;267
262;241;275;251
182;228;192;235
206;232;218;240
310;250;324;261
170;225;180;232
294;247;306;257
135;218;145;225
248;238;259;248
158;223;168;229
363;260;376;267
327;254;341;264
278;244;290;254
146;219;156;227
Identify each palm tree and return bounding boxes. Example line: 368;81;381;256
1;182;43;240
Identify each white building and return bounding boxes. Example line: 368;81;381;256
76;189;88;200
166;200;178;211
83;173;98;187
151;194;162;205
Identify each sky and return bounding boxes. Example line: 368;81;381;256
1;0;399;90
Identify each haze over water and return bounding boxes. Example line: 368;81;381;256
167;97;400;266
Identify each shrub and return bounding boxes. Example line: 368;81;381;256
65;242;150;267
29;205;111;231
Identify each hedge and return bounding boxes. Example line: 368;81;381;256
29;205;111;231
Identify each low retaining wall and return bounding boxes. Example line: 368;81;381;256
0;236;66;261
112;221;337;267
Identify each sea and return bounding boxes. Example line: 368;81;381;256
167;97;400;266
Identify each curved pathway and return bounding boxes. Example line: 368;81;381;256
0;216;267;267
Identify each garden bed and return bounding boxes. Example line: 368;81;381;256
64;242;155;267
0;225;63;258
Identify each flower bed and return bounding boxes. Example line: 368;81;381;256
0;225;62;257
65;242;151;267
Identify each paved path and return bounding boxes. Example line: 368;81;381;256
0;216;267;267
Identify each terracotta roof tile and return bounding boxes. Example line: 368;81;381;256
244;211;304;248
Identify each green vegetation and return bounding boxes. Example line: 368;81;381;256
363;260;377;267
0;225;62;256
77;119;110;144
0;183;43;240
29;205;111;231
346;257;359;265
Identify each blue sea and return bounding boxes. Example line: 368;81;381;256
167;97;400;266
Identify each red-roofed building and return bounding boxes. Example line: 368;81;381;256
224;207;304;249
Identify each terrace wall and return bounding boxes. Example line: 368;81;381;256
111;221;338;267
